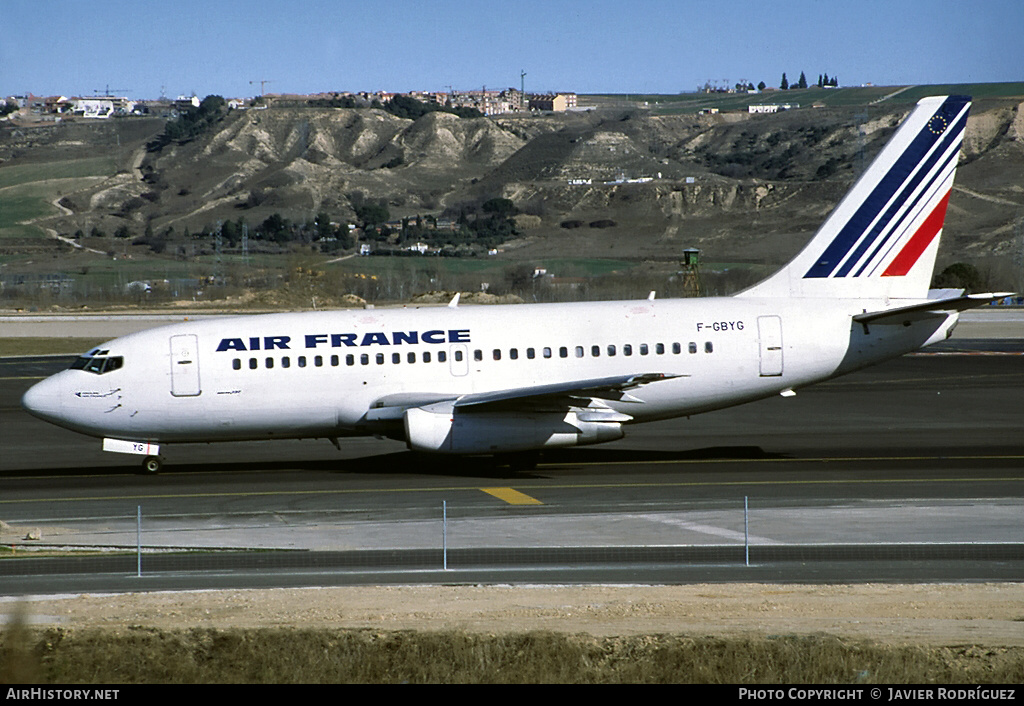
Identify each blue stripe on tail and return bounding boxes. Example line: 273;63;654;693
803;95;970;279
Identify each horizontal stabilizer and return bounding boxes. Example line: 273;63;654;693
852;292;1014;326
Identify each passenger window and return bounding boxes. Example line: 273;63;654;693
591;345;600;357
672;343;681;354
559;347;568;358
266;357;274;369
689;342;697;354
392;353;401;364
346;354;355;366
423;351;432;363
331;355;339;366
705;341;714;353
527;348;535;359
575;346;584;358
510;348;518;360
315;355;323;367
454;350;464;362
656;343;665;354
249;358;258;370
376;353;384;365
360;354;369;365
543;347;552;359
607;345;616;357
474;349;483;362
407;352;416;364
623;344;632;356
298;356;307;368
493;349;501;361
282;357;291;368
233;358;241;370
438;351;447;363
640;344;649;356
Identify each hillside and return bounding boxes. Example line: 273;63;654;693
1;85;1022;302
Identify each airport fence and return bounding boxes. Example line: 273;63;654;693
2;495;1022;583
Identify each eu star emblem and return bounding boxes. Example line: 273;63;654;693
927;114;948;135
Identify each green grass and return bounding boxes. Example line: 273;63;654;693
0;338;106;357
893;82;1024;102
0;156;118;189
0;156;122;241
585;81;1024;114
0;188;61;232
0;177;108;239
330;256;640;279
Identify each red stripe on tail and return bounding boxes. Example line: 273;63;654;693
881;191;951;277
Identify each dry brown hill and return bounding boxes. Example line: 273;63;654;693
3;96;1022;286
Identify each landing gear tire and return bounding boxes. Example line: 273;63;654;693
142;455;163;474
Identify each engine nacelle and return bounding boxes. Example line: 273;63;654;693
404;404;624;454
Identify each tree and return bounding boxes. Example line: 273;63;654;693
221;219;241;247
757;81;766;91
780;73;789;90
797;72;808;89
482;197;515;216
354;201;389;229
155;94;227;148
259;213;290;244
932;262;986;293
315;212;334;240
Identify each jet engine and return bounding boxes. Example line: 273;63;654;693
404;403;624;454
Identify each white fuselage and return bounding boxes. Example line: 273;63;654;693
22;295;956;448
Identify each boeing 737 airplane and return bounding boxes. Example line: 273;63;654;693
22;96;1010;472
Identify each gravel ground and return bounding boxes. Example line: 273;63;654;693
5;583;1024;646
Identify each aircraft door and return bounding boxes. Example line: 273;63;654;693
449;344;469;377
757;316;783;377
170;334;202;396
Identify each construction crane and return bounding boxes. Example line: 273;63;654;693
93;85;130;97
249;79;273;97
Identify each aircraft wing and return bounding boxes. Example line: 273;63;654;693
365;372;682;422
852;292;1015;326
453;372;682;412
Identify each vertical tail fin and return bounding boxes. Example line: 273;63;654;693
738;95;971;300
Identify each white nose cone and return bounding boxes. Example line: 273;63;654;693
21;376;63;424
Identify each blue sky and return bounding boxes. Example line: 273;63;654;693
3;0;1022;99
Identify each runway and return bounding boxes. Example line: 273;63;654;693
1;338;1022;592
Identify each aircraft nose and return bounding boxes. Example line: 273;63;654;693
21;376;64;424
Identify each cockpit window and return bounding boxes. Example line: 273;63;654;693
70;355;124;375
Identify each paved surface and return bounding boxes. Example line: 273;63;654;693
1;328;1022;592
